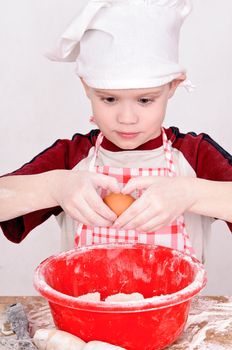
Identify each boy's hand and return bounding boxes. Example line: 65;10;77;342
51;170;120;226
113;176;195;231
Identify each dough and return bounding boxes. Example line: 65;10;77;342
83;341;126;350
76;292;101;302
33;329;86;350
33;330;125;350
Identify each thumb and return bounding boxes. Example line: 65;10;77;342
93;173;121;193
122;176;155;194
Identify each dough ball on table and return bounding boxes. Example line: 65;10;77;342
105;292;144;303
33;329;86;350
83;341;126;350
76;292;101;302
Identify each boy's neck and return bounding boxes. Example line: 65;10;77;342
101;133;163;152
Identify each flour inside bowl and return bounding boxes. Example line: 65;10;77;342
105;292;144;302
76;292;144;303
76;292;101;302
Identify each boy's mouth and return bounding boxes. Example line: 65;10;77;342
116;131;140;139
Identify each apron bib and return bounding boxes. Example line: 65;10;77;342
74;128;194;255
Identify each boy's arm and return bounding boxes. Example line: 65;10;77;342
0;128;120;244
0;131;99;243
115;176;232;232
0;172;59;222
187;178;232;223
0;169;119;223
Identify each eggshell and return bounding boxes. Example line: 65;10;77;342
103;193;135;216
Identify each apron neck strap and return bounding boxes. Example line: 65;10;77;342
161;128;176;176
89;131;104;171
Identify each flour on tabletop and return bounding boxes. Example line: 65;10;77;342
171;296;232;350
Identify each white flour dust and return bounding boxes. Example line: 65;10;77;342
171;296;232;350
0;188;16;198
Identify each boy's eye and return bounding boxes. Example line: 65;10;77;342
101;97;116;104
138;98;153;105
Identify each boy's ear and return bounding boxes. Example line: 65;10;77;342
80;77;91;98
168;74;186;98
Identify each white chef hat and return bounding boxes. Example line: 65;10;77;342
46;0;193;90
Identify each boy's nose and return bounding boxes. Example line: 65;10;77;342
117;103;139;124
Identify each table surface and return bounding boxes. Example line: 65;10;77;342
0;296;232;349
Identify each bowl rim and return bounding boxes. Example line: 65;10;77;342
33;243;207;313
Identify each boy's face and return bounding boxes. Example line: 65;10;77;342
82;79;182;149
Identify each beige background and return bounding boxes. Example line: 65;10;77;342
0;0;232;295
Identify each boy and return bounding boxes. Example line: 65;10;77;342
0;0;232;263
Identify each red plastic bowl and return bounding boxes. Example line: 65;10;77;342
34;244;206;350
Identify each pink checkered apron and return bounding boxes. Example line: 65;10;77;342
74;128;194;255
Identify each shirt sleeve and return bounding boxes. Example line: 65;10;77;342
0;130;99;243
196;133;232;231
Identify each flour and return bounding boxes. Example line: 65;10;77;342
0;188;16;198
171;296;232;350
105;292;144;303
76;292;101;302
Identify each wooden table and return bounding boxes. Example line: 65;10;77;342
0;296;232;349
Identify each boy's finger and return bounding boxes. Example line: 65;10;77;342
93;173;121;193
75;198;114;227
113;197;150;228
122;176;155;194
86;190;117;221
136;215;172;232
120;207;153;230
